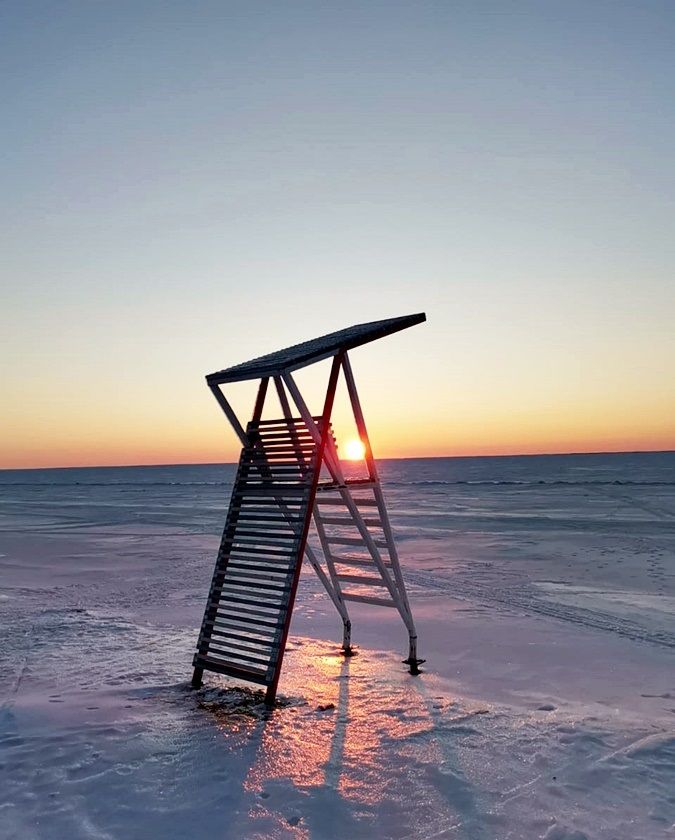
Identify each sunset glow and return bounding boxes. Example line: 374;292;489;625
1;2;674;472
343;438;366;461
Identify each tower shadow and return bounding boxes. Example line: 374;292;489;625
322;657;350;789
410;677;492;840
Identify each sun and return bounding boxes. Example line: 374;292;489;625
343;438;366;461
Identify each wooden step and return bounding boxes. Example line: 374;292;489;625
192;655;269;685
341;592;396;607
336;574;388;586
203;612;280;631
325;535;388;548
329;555;394;569
315;496;378;506
317;515;382;527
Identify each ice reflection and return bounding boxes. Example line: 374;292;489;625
198;639;491;838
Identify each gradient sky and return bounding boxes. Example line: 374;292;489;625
2;1;674;468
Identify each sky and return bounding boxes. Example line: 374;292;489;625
1;1;674;469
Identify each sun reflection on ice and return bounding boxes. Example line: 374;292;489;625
196;638;487;837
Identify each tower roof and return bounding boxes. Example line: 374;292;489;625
206;312;426;385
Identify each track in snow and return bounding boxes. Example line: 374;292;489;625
404;569;675;650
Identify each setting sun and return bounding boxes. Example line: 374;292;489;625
343;438;366;460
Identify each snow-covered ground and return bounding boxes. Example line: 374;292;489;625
1;454;674;839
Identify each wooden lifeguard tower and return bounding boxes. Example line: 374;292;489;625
192;313;426;704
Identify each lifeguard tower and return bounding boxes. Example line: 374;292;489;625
192;313;426;704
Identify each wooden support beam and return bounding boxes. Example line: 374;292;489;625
283;359;413;635
342;353;417;629
252;377;269;423
275;375;348;622
209;383;248;447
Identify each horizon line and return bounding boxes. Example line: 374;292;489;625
1;447;674;472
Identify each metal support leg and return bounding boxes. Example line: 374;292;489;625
403;634;423;675
191;667;203;689
342;618;354;656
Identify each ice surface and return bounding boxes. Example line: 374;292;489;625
1;453;674;839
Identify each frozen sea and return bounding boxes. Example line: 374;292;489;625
1;452;674;839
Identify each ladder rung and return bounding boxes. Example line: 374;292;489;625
225;543;296;557
200;627;279;650
256;434;316;441
201;629;277;654
237;480;309;491
240;471;309;481
326;536;388;548
251;449;313;458
341;593;396;608
243;453;313;463
317;516;382;527
251;442;315;451
235;479;312;489
243;450;310;459
315;496;378;506
209;591;288;610
241;463;309;473
336;574;388;587
228;529;300;542
230;524;301;537
231;521;301;533
240;463;309;473
235;512;304;524
252;417;320;427
193;655;269;684
225;560;292;577
225;521;301;535
221;554;293;570
200;641;273;668
219;558;293;574
233;486;310;498
212;580;290;598
204;626;279;649
328;555;390;569
228;508;304;520
204;613;280;632
220;571;291;590
253;439;314;447
230;495;305;506
252;427;314;437
253;432;315;439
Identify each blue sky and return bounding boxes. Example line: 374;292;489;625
1;1;674;466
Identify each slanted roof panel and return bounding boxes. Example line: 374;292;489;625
206;312;426;384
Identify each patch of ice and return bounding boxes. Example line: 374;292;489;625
542;825;589;840
536;583;675;616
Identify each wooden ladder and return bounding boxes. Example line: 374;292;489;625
313;483;409;611
192;416;326;702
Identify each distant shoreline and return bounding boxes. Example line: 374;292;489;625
2;449;674;473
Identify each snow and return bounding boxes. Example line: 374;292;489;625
1;454;674;839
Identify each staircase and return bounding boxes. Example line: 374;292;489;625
193;416;325;697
